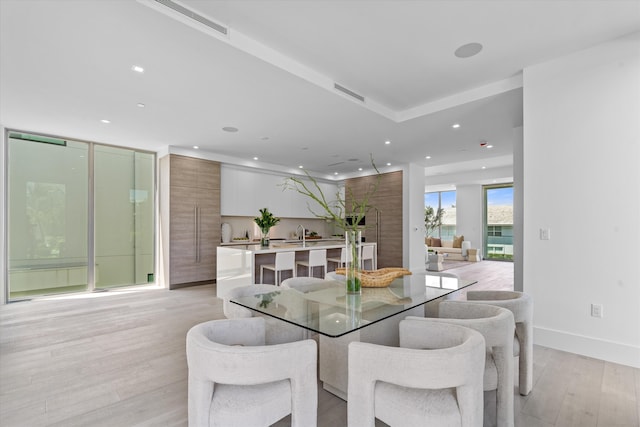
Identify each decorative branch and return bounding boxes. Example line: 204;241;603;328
282;155;380;233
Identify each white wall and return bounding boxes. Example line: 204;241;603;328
513;126;524;292
523;32;640;368
455;184;483;256
404;163;427;271
0;126;6;304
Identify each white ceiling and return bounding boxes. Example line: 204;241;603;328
1;0;639;183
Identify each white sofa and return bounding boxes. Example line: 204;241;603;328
425;237;468;261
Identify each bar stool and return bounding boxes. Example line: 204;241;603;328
260;251;296;285
360;245;376;270
327;247;352;271
296;249;327;278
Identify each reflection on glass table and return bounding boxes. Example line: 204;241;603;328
230;272;477;338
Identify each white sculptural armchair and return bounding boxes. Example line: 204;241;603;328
462;290;534;395
406;301;516;427
348;320;486;427
186;317;318;427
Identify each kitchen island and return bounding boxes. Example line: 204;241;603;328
216;240;377;298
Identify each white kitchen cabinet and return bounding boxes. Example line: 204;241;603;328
221;165;339;218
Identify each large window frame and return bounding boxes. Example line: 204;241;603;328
5;129;156;301
424;190;456;239
483;184;514;261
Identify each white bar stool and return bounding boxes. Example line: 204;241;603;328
360;245;376;270
260;251;296;285
296;249;327;278
327;247;349;271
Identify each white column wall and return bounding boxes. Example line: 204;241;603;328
404;163;427;271
0;126;6;304
523;32;640;367
455;184;483;256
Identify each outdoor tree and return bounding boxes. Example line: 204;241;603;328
424;206;444;237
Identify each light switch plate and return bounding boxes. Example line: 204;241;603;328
539;228;551;240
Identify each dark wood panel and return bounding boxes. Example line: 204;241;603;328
346;170;402;268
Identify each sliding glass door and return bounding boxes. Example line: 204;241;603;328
7;133;89;298
483;184;514;261
94;146;155;288
6;131;155;300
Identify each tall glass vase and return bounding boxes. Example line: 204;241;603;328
345;230;361;294
260;228;270;246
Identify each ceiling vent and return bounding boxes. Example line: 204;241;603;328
153;0;228;36
334;83;365;103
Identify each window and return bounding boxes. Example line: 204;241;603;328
6;131;155;300
424;190;456;238
483;185;514;261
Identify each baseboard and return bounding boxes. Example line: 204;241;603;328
534;326;640;368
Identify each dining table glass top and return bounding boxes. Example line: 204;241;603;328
230;272;477;338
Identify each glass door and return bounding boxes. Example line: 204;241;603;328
483;185;514;261
94;146;155;289
7;133;89;299
6;131;156;300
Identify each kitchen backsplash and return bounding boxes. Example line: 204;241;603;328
220;216;341;242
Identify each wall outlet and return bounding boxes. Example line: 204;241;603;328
591;303;603;318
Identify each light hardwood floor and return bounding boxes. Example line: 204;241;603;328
1;261;638;426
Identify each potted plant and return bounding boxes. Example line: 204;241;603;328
254;207;280;246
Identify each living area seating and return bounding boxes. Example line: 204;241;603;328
426;235;468;260
348;320;486;427
186;317;318;427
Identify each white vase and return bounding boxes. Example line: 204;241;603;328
221;222;232;243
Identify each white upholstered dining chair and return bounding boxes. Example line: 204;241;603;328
453;290;534;395
186;317;318;427
407;301;516;427
348;320;486;427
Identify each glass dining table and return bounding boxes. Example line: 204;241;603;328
231;271;477;400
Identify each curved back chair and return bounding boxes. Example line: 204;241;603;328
223;284;304;344
407;301;515;427
463;290;533;395
348;320;485;427
186;317;317;427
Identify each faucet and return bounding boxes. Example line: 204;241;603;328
296;224;306;245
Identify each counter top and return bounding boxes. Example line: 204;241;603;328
218;240;375;253
220;237;344;247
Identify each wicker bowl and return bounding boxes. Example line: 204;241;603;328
334;267;412;288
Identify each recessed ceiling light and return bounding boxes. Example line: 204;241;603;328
454;42;483;58
452;123;460;129
253;157;259;160
385;140;391;145
298;165;304;169
131;65;144;73
222;126;239;132
100;119;110;124
334;172;338;175
386;162;391;166
425;155;431;159
481;166;486;169
137;103;145;108
358;167;363;171
193;145;199;149
486;144;494;149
